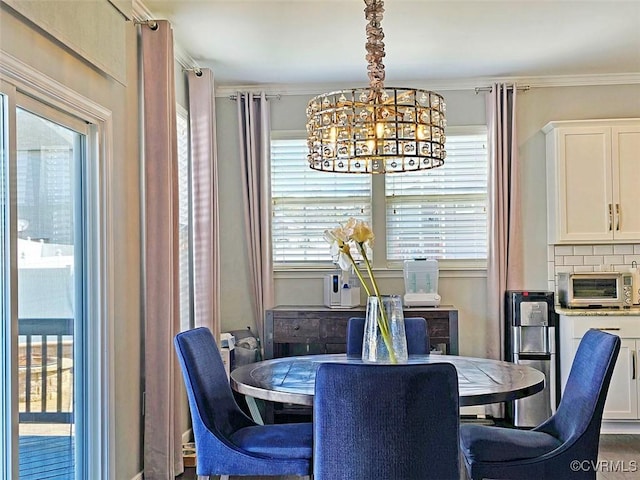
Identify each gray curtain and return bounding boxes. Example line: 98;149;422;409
236;92;274;347
141;20;183;479
187;69;221;339
487;83;524;363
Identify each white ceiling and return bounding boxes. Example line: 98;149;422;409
142;0;640;89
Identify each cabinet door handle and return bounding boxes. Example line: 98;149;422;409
595;327;621;331
616;203;620;231
608;204;613;231
633;350;636;380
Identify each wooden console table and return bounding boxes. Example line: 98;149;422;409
264;305;458;359
259;305;458;423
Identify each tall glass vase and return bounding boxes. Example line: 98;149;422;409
362;295;408;364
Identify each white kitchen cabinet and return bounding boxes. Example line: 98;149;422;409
544;119;640;244
571;337;638;420
559;314;640;428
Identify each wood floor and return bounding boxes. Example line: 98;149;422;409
597;435;640;480
178;434;640;480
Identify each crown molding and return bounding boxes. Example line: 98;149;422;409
215;73;640;98
131;0;152;23
521;73;640;88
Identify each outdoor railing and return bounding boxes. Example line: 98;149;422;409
18;317;73;424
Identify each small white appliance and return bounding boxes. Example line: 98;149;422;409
324;272;360;308
403;259;441;307
557;271;635;308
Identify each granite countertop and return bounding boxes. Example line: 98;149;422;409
556;306;640;316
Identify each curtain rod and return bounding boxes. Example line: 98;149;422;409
229;94;282;101
134;19;158;30
474;85;530;94
183;67;203;77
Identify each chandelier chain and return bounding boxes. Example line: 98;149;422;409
305;0;446;174
364;0;385;94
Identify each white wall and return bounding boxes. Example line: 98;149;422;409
1;3;143;478
215;83;640;358
518;84;640;287
215;90;495;356
4;2;637;475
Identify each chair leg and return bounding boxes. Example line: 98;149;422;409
244;396;264;425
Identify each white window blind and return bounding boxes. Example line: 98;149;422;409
271;138;371;265
385;129;488;260
177;110;192;331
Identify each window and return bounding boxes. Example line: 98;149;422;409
271;135;371;265
270;127;487;267
176;108;192;332
385;128;487;260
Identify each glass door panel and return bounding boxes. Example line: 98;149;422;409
1;89;15;480
15;106;84;479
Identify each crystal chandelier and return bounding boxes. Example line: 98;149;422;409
306;0;446;174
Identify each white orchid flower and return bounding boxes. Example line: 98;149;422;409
324;228;351;271
349;218;375;246
324;217;398;362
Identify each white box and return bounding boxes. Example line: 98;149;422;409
220;347;231;378
403;259;439;294
220;332;235;350
403;259;440;306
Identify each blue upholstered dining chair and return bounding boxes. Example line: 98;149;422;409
314;362;460;480
174;327;312;478
460;328;621;480
346;316;430;357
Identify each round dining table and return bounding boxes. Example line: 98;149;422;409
230;353;545;408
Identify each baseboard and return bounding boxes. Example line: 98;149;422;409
601;421;640;434
130;472;143;480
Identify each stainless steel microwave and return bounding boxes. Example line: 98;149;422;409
557;272;635;308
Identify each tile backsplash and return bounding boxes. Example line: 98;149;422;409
547;244;640;292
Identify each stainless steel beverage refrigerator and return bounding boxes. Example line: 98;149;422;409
505;291;559;427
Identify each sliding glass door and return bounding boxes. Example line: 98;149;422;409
1;89;90;479
17;104;85;479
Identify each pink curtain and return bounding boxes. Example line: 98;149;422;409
141;20;183;479
237;92;274;346
187;69;220;339
486;83;524;364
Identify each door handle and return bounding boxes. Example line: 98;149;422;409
608;204;613;231
633;350;636;380
616;204;620;231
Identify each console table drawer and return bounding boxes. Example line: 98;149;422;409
319;317;349;343
272;315;320;342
